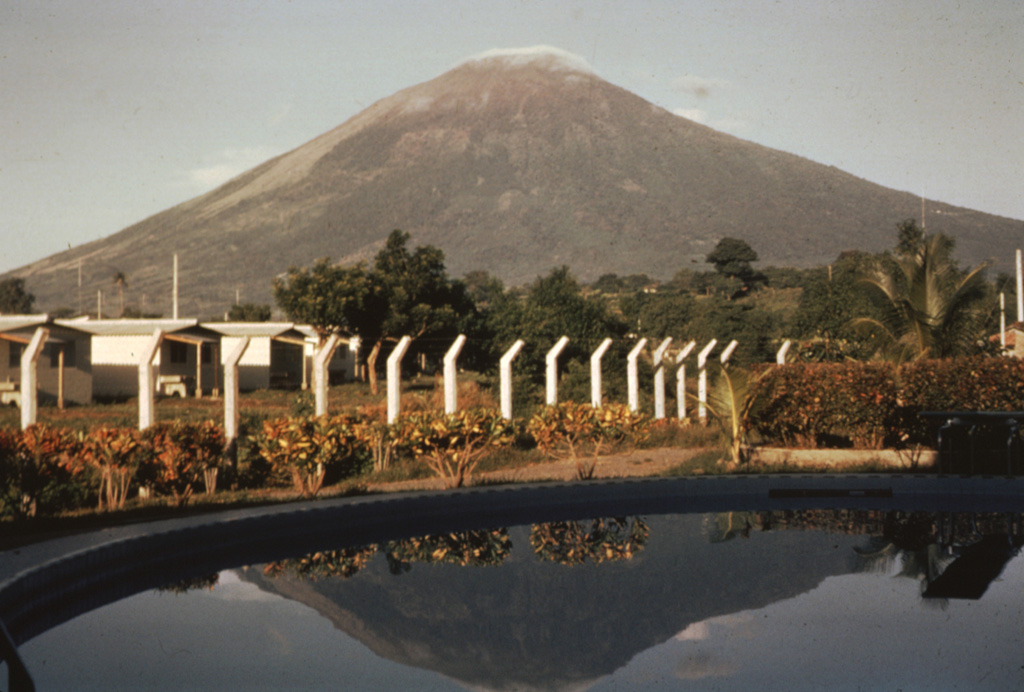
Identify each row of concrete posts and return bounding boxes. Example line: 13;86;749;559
16;327;793;454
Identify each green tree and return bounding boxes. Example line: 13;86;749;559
227;303;272;322
855;220;989;360
368;230;475;387
619;291;697;339
484;266;627;382
686;297;778;364
274;259;375;339
790;252;880;361
706;237;765;296
274;231;472;395
0;277;35;314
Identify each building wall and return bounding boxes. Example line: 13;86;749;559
0;332;93;405
92;335;220;398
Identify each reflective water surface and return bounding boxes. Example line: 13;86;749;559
17;510;1024;691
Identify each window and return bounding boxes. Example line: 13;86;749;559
169;341;189;364
8;343;22;368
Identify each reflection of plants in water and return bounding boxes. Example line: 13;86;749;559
385;529;512;574
157;572;220;594
530;517;649;566
707;511;761;542
264;546;379;581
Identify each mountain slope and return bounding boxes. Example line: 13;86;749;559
8;48;1023;317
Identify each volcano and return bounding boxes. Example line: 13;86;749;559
8;46;1023;317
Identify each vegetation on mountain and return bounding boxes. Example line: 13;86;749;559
227;303;272;322
706;237;766;296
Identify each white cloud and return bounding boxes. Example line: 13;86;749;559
462;45;595;74
187;146;279;190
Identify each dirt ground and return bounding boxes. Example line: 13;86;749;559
367;447;709;492
366;445;939;492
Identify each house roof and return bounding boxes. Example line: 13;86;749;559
202;322;304;339
55;318;201;336
56;318;222;344
0;314;50;332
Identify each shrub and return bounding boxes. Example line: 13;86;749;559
140;421;225;506
253;415;367;497
748;362;898;449
526;402;651;478
79;427;142;510
405;409;515;488
1;425;85;519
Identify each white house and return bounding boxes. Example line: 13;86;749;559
295;326;360;385
202;322;309;391
62;318;222;399
0;315;93;406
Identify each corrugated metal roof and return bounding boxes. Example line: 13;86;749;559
0;314;49;332
202;322;302;339
55;318;199;336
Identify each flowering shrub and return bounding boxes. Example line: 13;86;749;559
79;427;142;510
253;415;366;497
0;424;84;519
405;409;515;488
748;363;898;449
749;358;1024;449
140;421;224;506
527;402;651;478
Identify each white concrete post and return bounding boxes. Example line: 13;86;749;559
313;333;341;418
1016;249;1023;323
138;329;164;430
224;336;250;448
443;334;467;414
499;340;525;420
590;338;613;408
697;339;718;420
675;340;696;419
776;339;792;365
653;338;673;420
545;336;570;406
1000;293;1006;349
19;328;49;430
626;338;648;413
386;336;412;424
720;340;738;365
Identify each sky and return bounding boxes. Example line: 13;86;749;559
2;0;1022;275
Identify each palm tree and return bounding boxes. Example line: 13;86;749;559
855;223;988;361
112;271;128;317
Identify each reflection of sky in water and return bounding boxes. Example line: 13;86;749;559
21;570;463;692
594;555;1024;691
18;522;1024;691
